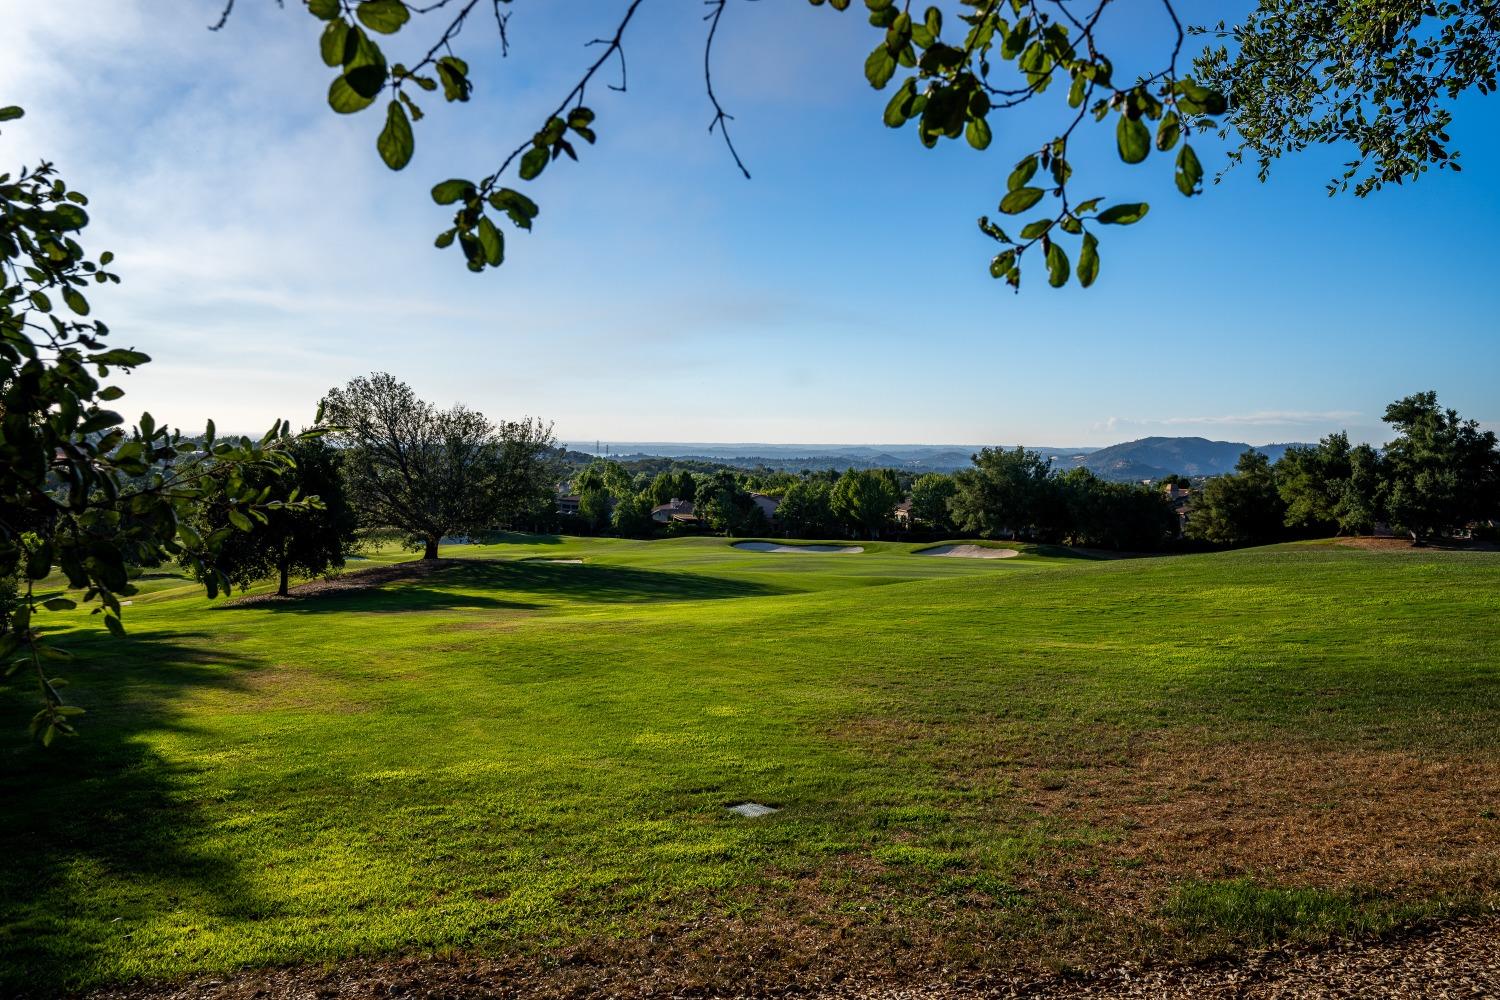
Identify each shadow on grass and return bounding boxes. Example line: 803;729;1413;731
0;630;276;991
442;558;788;604
466;531;565;546
217;558;785;615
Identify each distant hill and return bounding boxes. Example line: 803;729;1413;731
1066;437;1303;482
561;438;1305;480
562;442;1096;474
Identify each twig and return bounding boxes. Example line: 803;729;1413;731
703;0;752;180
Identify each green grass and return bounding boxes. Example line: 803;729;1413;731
1;536;1497;990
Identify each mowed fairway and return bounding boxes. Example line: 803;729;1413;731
1;537;1497;993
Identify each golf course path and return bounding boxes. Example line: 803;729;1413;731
82;917;1498;1000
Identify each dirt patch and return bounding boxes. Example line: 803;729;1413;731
74;915;1500;1000
218;559;464;607
1012;736;1500;918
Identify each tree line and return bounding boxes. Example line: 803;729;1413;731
559;392;1499;552
1186;393;1499;547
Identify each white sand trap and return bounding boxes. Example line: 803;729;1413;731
539;558;584;564
727;802;779;818
733;541;864;554
918;544;1019;559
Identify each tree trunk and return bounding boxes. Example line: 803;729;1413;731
423;535;440;560
277;559;290;598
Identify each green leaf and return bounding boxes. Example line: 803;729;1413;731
42;597;77;612
519;145;549;181
883;79;916;127
1095;202;1149;225
1007;156;1038;192
63;287;89;316
104;615;126;639
865;44;897;88
98;385;125;401
488;188;539;229
1116;115;1150;164
1155;111;1180;152
431;179;472;205
436;55;472;102
1077;232;1099;287
1045;241;1069;288
356;0;409;34
228;510;253;532
376;100;414;170
25;541;53;580
998;187;1044;215
1176;143;1203;196
0;106;24;122
964;117;991;150
989;250;1015;278
345;62;387;99
1019;218;1052;240
89;349;151;367
320;20;350;67
329;72;380;114
477;216;504;267
307;0;341;20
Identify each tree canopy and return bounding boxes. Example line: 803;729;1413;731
321;373;555;559
207;0;1497;291
186;435;360;597
1;106;324;741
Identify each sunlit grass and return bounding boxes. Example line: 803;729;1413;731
1;536;1496;989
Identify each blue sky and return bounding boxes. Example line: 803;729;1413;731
2;1;1496;446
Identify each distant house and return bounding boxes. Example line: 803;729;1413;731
1162;483;1192;504
893;500;913;528
556;493;581;516
651;499;697;524
1162;483;1192;536
749;492;780;524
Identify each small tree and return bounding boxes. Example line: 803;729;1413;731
187;436;359;597
1186;450;1287;547
695;471;768;536
610;492;656;537
1276;433;1355;535
950;447;1053;540
907;473;957;532
322;373;527;559
1380;392;1499;540
1335;444;1386;536
775;480;837;538
829;469;899;539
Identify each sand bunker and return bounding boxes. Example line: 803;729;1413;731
535;558;584;564
732;541;864;554
918;544;1019;559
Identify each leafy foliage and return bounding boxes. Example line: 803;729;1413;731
829;468;899;538
320;373;556;558
950;446;1055;539
1380;390;1499;539
1185;449;1287;547
1;106;323;741
184;435;360;597
215;2;1496;289
1193;0;1500;195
